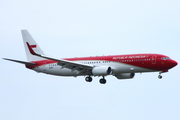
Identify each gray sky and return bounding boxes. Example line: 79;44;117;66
1;0;180;120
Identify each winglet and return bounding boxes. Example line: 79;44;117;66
26;42;38;55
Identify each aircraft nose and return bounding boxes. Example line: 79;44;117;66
170;60;178;68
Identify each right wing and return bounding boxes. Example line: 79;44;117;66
26;42;94;74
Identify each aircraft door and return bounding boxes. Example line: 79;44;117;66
152;55;157;64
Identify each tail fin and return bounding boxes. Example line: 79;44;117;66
21;30;46;61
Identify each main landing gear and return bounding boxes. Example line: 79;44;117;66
85;76;107;84
99;77;106;84
85;76;92;82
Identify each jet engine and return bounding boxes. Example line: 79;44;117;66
92;66;112;76
115;73;135;79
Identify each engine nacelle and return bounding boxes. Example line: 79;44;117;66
92;66;112;76
115;73;135;79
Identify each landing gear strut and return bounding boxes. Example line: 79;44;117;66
99;76;106;84
85;76;92;82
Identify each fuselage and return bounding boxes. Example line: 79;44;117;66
26;53;177;77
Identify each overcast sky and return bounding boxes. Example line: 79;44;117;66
1;0;180;120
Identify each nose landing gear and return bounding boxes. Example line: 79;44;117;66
158;72;162;79
158;74;162;79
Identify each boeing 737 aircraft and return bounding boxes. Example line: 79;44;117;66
3;30;178;84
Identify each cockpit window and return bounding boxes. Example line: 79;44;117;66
161;57;171;60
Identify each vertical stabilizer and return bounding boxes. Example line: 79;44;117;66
21;30;46;61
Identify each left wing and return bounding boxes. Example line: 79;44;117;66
26;42;93;74
3;58;36;65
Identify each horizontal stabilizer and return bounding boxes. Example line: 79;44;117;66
3;58;36;65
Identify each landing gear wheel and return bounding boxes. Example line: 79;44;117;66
158;75;162;79
85;76;92;82
99;79;106;84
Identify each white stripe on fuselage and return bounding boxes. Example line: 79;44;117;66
32;60;156;76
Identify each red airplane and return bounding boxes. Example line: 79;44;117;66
3;30;178;84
